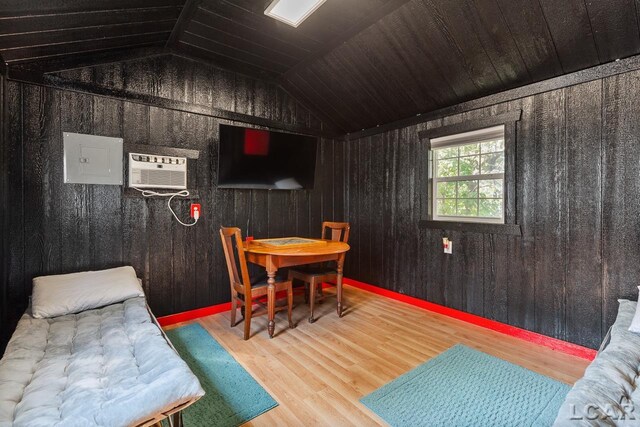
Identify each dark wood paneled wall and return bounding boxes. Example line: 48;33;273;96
1;73;8;352
3;53;639;353
343;70;640;350
1;56;342;350
55;54;324;132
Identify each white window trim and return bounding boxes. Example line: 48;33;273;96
431;125;506;224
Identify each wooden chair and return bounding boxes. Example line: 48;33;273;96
219;227;294;340
288;222;350;323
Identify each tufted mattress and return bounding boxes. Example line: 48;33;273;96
0;297;204;427
554;299;640;426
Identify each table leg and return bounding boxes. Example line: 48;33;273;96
309;280;316;323
337;255;345;317
267;264;277;338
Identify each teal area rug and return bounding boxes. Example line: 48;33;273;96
165;323;278;427
360;344;570;427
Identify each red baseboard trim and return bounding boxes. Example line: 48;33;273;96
157;302;232;327
156;285;329;327
343;278;597;361
156;278;596;361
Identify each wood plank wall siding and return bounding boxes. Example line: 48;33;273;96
1;73;7;351
0;55;345;351
2;55;640;353
343;70;640;350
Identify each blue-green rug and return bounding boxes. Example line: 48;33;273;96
165;323;278;427
360;344;570;427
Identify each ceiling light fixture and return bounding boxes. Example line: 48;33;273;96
264;0;327;28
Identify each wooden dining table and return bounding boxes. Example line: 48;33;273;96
244;237;350;337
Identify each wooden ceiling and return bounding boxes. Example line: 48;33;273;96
172;0;398;80
0;0;183;64
2;0;640;134
283;0;640;132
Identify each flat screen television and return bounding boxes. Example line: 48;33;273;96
217;124;318;190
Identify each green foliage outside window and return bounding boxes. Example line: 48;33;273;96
433;139;505;221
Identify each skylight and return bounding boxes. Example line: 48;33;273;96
264;0;327;28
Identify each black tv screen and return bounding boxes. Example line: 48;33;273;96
217;124;318;190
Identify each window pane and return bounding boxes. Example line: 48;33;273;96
457;180;478;198
457;199;478;216
459;143;480;156
459;155;479;176
479;179;503;198
437;158;458;177
481;139;504;153
431;133;505;222
479;199;503;218
436;147;458;159
437;199;457;216
437;181;456;198
480;152;504;174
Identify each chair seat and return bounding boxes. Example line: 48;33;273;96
250;274;289;287
290;266;337;277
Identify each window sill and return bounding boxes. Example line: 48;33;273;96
419;220;521;236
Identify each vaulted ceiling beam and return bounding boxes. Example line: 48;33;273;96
166;0;203;48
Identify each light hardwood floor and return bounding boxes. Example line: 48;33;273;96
167;285;591;426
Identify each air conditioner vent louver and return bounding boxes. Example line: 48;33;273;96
128;153;187;190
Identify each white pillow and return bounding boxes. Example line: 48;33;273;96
31;266;144;318
629;286;640;334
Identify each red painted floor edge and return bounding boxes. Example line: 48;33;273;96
157;302;232;327
343;278;597;361
157;278;597;361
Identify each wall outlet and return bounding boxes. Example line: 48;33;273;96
443;237;453;254
190;203;201;219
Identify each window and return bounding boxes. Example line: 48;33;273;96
431;125;505;224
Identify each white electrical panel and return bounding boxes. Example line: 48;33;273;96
128;153;187;189
63;132;123;185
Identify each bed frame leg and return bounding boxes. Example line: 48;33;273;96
170;411;183;427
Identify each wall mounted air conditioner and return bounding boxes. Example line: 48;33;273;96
128;153;187;190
